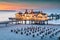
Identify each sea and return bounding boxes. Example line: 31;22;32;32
0;10;60;40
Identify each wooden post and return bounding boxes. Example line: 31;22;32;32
29;20;30;24
25;20;26;24
39;21;40;24
5;24;7;27
21;21;22;24
41;21;42;25
47;20;48;25
12;19;13;24
6;22;8;27
43;21;44;25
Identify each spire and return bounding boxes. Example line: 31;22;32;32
25;9;28;14
40;11;43;13
31;9;33;13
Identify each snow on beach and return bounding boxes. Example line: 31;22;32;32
0;24;60;40
0;10;60;40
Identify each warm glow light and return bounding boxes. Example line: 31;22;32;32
15;10;48;21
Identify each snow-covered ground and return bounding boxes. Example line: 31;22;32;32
0;24;60;40
0;11;60;24
0;10;60;40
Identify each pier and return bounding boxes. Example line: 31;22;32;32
8;9;49;25
0;9;60;26
9;18;48;25
8;9;60;25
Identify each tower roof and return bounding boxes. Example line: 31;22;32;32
25;9;28;14
18;12;22;14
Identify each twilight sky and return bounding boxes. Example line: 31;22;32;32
0;0;60;22
0;0;60;10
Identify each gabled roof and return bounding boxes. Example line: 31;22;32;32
41;13;46;15
33;11;40;14
18;12;22;14
18;10;47;15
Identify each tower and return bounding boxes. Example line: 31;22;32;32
25;9;28;14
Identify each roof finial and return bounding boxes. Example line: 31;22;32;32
25;9;28;14
30;9;33;13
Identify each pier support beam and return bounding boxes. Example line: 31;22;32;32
25;20;26;24
29;20;30;24
46;20;48;25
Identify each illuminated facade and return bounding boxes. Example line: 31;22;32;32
15;9;48;21
14;9;48;24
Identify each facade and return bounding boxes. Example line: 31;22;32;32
15;9;48;24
